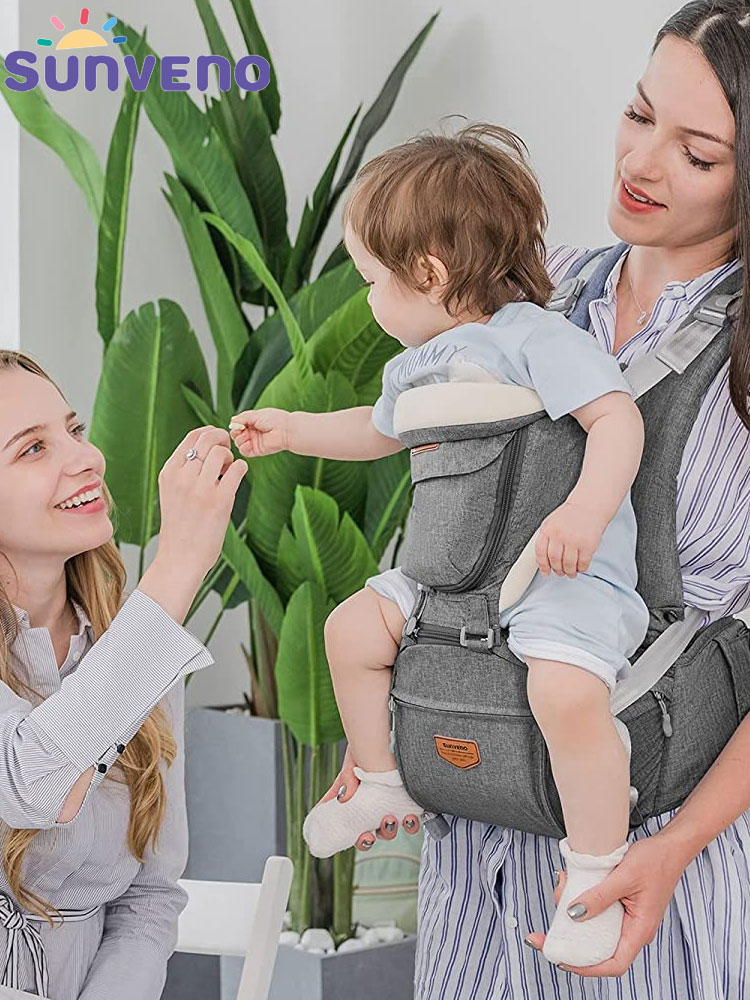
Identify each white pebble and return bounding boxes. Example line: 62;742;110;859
354;924;370;939
279;931;299;946
374;926;405;944
300;928;335;952
282;911;292;930
360;928;381;947
337;938;366;952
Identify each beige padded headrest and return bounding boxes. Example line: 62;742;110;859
392;382;545;434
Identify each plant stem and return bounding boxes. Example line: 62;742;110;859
203;570;240;646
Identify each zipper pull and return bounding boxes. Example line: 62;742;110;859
652;690;673;737
388;696;396;754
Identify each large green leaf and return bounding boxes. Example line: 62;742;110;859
246;370;369;576
95;45;145;346
203;213;313;387
279;486;379;605
364;451;412;563
282;108;359;294
165;177;250;422
0;54;103;219
90;300;212;546
236;260;365;411
115;20;263;296
308;289;400;396
227;0;281;134
222;521;284;637
275;582;342;746
329;14;438;206
192;0;289;282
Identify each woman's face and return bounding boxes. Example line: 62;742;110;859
0;369;112;578
609;34;737;254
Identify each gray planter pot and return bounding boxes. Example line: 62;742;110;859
162;709;287;999
220;937;417;1000
183;707;287;881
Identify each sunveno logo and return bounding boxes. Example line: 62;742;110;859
3;7;270;93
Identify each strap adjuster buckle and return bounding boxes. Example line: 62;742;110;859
459;626;495;652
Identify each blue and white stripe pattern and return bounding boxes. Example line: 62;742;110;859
0;588;214;999
414;244;750;1000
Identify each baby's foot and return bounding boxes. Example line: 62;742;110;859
303;767;424;858
542;838;629;967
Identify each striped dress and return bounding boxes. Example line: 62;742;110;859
0;588;213;999
414;243;750;1000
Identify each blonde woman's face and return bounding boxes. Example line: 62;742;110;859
0;370;112;570
608;34;737;253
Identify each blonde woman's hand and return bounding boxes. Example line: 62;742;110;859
319;744;423;851
229;408;292;458
139;426;247;622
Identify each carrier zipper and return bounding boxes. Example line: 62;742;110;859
652;689;673;737
439;427;526;593
403;621;499;653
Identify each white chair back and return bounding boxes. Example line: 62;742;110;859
176;856;294;1000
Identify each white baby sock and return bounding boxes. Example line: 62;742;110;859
302;767;425;859
542;837;629;967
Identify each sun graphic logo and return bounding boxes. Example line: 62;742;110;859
37;10;127;50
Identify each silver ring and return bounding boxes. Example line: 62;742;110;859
185;447;200;462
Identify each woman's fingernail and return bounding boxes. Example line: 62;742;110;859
567;903;587;920
523;937;538;950
361;838;374;849
384;820;396;832
336;785;347;800
553;869;561;888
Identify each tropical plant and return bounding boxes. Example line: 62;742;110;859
1;1;435;939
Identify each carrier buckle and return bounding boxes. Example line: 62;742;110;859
546;276;584;315
459;626;495;652
695;292;740;326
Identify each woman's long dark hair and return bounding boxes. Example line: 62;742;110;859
656;2;750;429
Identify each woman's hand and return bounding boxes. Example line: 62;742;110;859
138;426;248;623
229;407;292;458
535;501;608;578
320;744;423;850
524;832;688;976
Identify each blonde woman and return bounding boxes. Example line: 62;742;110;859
0;350;247;998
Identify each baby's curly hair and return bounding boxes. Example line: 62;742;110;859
343;121;555;317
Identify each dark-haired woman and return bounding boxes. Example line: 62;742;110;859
329;3;750;996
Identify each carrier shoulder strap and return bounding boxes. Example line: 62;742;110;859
549;245;744;714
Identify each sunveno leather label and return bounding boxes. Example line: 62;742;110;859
434;735;481;769
411;443;440;455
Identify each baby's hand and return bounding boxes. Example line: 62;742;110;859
534;501;607;578
228;408;292;458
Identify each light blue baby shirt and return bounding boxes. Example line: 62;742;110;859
371;300;633;439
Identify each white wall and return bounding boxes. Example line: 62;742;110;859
0;0;19;349
11;0;680;706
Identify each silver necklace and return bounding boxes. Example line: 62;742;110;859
627;267;649;325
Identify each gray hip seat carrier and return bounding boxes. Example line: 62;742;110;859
388;242;750;840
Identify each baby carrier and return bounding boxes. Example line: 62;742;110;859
388;242;750;840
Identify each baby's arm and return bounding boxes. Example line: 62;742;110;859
230;405;404;462
567;390;644;523
535;390;644;577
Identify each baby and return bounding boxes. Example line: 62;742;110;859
229;124;650;968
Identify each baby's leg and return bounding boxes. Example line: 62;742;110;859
526;657;630;967
303;586;424;858
324;585;406;770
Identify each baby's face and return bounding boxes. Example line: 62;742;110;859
343;226;452;347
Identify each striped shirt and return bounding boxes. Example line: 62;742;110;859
414;243;750;1000
0;588;214;999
